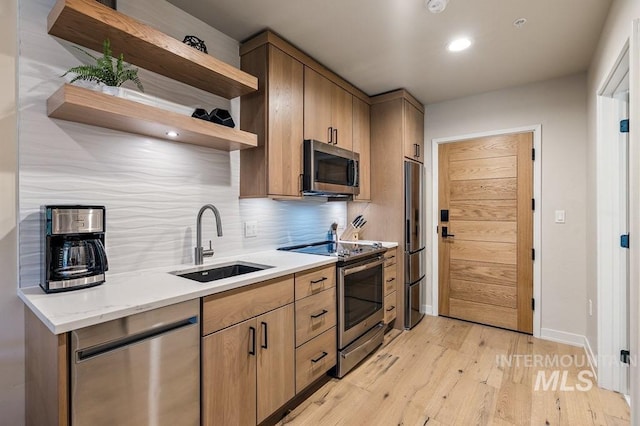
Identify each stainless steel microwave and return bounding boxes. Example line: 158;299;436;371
302;139;359;197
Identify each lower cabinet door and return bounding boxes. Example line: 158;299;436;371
256;304;295;423
202;317;257;426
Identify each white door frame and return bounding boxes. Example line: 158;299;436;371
628;18;640;423
430;125;542;338
596;40;630;394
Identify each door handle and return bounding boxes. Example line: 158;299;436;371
333;128;338;145
261;321;268;349
310;309;328;319
442;226;455;238
328;127;333;144
416;144;420;158
311;351;328;363
249;326;256;356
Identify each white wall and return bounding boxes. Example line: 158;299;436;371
0;0;23;423
425;73;588;339
586;0;640;417
18;0;346;288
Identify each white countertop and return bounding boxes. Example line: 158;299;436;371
19;250;337;335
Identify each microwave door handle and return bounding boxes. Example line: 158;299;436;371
349;160;359;187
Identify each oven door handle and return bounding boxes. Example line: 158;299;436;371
343;257;385;276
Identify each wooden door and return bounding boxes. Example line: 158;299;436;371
353;97;370;200
267;46;304;197
256;304;295;423
331;84;353;150
304;67;332;143
438;133;533;333
403;100;424;163
202;318;257;426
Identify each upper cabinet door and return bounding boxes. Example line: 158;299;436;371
331;85;353;150
353;97;370;201
304;68;333;143
403;100;425;163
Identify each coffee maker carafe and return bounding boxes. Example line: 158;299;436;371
41;205;109;293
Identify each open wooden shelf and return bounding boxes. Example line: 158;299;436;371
48;0;258;99
48;84;258;151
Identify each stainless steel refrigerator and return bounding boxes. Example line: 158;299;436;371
405;161;425;329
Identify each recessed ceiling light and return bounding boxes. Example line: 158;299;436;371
513;17;527;28
166;131;179;138
425;0;448;14
447;37;472;52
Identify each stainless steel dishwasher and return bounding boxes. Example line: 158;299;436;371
70;299;200;426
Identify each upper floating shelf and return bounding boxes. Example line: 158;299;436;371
47;0;258;99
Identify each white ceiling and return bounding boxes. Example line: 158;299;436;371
167;0;612;104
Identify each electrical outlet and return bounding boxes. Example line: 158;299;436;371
555;210;566;224
588;299;593;316
244;221;258;238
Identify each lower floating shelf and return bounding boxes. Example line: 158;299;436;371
47;84;258;151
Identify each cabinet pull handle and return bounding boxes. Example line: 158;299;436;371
310;277;327;285
386;278;395;283
417;144;421;158
310;309;328;319
249;326;256;355
311;351;328;363
386;255;396;260
328;127;333;144
333;128;338;145
261;321;268;349
299;173;303;194
386;306;396;312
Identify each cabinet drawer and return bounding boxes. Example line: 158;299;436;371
384;291;397;324
295;265;336;300
202;275;294;336
384;267;397;296
384;248;397;267
295;287;336;346
295;327;336;393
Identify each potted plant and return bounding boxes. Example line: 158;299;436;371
62;38;144;93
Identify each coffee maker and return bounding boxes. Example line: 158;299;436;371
41;205;109;293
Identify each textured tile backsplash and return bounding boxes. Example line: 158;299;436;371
18;0;346;287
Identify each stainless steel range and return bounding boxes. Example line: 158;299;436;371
279;241;386;377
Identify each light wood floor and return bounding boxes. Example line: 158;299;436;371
279;315;630;425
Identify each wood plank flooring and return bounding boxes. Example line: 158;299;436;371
278;316;630;426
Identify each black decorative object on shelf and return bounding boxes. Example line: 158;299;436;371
95;0;116;9
183;36;208;54
210;109;235;128
192;108;210;121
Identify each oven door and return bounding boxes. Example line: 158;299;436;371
338;256;384;349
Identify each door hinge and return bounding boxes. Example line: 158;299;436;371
532;148;536;161
532;248;535;261
621;349;631;364
620;119;629;133
532;198;535;211
532;298;535;311
621;234;630;249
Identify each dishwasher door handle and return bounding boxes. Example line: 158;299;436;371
76;316;198;362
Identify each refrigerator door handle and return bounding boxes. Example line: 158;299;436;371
406;219;411;249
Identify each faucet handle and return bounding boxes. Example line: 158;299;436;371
203;240;214;258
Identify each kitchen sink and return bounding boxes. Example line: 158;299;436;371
172;262;273;283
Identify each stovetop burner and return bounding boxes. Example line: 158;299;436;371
278;240;386;262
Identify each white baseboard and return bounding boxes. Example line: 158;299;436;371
583;335;598;379
422;304;434;315
540;328;586;347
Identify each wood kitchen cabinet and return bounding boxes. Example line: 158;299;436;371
240;44;304;198
403;100;425;163
304;67;353;150
352;97;371;201
201;275;295;425
383;248;398;324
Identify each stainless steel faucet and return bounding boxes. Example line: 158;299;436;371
194;204;223;265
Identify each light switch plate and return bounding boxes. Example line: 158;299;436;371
244;221;258;238
555;210;566;224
